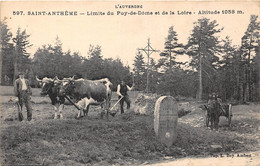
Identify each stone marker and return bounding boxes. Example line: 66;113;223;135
154;96;178;147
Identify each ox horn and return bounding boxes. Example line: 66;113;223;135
54;76;61;81
36;76;42;82
48;78;54;82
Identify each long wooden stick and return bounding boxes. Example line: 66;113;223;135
65;96;81;110
16;101;22;112
110;96;124;111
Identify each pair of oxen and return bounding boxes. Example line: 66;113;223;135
36;76;113;119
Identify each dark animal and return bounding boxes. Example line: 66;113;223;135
205;99;222;130
36;76;65;119
58;77;113;119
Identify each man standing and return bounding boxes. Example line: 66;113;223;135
14;72;33;121
117;80;134;114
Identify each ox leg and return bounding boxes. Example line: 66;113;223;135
215;116;220;131
77;107;85;119
106;107;109;120
58;104;64;119
105;101;110;120
77;110;80;119
76;109;84;119
83;105;90;117
76;99;86;119
100;104;105;119
210;115;214;130
102;103;108;120
53;105;59;119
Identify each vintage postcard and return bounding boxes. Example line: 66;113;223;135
0;1;259;166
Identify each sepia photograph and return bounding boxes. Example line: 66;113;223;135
0;1;259;165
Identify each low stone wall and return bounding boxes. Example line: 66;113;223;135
133;93;160;115
134;93;192;117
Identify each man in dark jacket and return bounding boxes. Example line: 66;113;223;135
117;80;134;114
14;72;33;121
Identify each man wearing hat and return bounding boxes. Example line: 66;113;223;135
14;71;33;121
116;80;134;114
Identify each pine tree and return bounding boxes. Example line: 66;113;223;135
0;18;13;84
85;45;104;79
255;41;260;101
33;37;83;79
52;37;64;76
240;15;260;101
133;51;146;90
186;18;223;100
218;36;240;101
159;26;184;71
133;51;146;75
12;27;32;81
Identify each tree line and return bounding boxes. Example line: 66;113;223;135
0;18;131;90
1;15;259;102
132;15;259;103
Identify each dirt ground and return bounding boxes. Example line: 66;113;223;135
0;94;259;165
151;102;260;166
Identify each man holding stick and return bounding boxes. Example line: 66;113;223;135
14;71;33;121
117;80;134;114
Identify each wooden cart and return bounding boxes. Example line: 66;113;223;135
205;104;232;127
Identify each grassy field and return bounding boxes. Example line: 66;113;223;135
1;86;259;165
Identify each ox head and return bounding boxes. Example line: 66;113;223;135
36;76;53;96
208;92;218;100
58;76;76;97
36;76;62;96
53;76;62;86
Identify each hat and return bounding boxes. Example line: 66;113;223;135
18;71;25;75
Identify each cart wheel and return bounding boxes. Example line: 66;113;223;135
228;104;232;127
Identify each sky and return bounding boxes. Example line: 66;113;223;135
1;1;259;69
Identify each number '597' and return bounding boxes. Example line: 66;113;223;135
13;11;24;15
